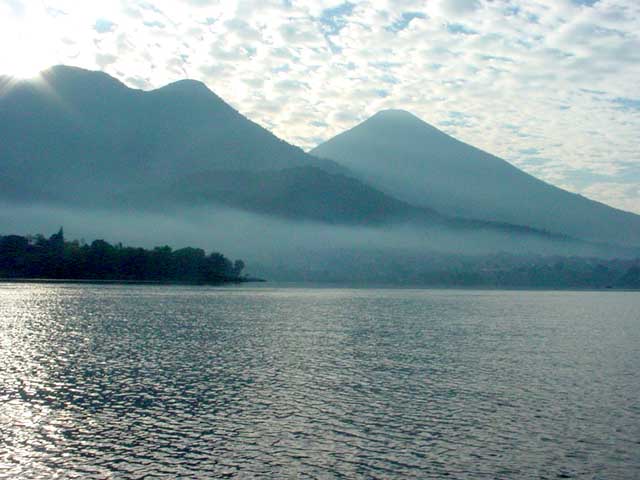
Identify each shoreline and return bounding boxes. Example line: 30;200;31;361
1;278;637;291
0;277;266;286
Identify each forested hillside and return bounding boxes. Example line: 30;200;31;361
0;229;247;283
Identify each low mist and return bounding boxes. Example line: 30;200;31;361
1;202;634;283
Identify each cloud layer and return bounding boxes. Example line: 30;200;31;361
1;0;639;213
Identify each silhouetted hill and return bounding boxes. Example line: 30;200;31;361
0;66;552;235
312;110;640;247
1;66;634;259
0;65;346;205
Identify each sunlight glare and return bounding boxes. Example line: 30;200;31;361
0;7;55;81
5;61;46;81
3;42;51;80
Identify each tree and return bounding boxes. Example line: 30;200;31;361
233;259;245;277
0;229;247;284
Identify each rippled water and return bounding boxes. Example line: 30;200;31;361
1;284;639;479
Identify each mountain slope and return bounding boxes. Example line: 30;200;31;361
125;167;619;255
0;65;345;204
0;66;631;256
120;166;440;225
311;110;640;247
0;67;444;230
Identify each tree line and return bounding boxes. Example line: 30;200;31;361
0;228;247;283
270;248;640;288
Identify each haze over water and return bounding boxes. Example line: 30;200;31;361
1;283;639;479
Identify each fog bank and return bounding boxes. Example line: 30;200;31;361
1;203;635;281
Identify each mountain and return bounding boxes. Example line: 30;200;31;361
0;66;557;233
311;110;640;247
0;65;345;205
0;66;632;261
0;67;441;228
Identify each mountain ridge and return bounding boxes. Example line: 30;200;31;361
311;109;640;247
1;65;637;257
0;65;347;199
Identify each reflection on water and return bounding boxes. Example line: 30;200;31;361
1;284;639;478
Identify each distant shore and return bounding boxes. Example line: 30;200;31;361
0;277;266;286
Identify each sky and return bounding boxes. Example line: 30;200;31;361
1;0;639;214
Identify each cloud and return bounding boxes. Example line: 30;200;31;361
274;79;309;92
94;19;116;34
579;182;640;214
613;97;640;111
388;11;427;32
279;22;324;45
180;0;217;6
319;2;355;36
95;52;117;68
223;18;262;40
3;0;25;17
437;0;481;16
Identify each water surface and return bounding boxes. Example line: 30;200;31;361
1;284;639;478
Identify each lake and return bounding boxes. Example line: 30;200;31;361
1;283;639;479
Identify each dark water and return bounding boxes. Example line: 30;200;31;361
1;284;639;479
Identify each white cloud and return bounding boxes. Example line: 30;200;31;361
578;182;640;214
434;0;482;16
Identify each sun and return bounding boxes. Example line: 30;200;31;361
1;29;53;80
2;52;48;79
5;62;45;80
2;50;51;80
